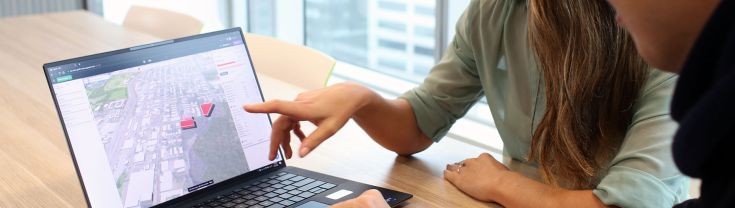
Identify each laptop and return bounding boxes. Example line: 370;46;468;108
42;28;412;208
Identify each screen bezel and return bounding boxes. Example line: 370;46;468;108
42;27;286;208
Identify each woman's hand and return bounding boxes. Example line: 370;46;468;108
331;189;390;208
444;153;509;202
445;153;611;207
243;82;375;160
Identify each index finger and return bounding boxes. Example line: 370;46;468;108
243;99;309;119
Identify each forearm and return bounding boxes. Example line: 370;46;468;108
352;89;432;155
492;171;610;208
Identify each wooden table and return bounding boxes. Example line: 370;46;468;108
0;11;500;207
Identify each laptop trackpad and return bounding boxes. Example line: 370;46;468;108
296;201;329;208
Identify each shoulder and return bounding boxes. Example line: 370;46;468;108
460;0;527;36
643;69;678;93
456;0;530;63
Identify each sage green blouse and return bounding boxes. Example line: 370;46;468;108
400;0;689;207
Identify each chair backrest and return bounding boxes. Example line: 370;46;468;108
244;33;336;90
122;6;203;40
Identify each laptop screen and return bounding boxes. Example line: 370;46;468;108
45;29;282;208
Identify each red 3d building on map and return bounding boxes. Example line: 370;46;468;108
200;102;214;117
180;116;196;129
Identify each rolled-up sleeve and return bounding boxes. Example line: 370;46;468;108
593;71;690;207
399;0;486;142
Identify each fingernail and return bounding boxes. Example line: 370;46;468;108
299;147;310;157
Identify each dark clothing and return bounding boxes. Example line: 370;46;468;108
671;0;735;207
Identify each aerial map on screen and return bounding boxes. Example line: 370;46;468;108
82;52;251;207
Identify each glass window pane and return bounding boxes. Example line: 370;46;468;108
414;25;434;38
414;45;433;56
100;0;229;31
378;39;407;51
305;0;370;67
378;58;407;70
378;21;406;32
248;0;276;36
378;1;407;12
305;0;436;83
414;5;435;16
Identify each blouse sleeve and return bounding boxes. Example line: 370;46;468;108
593;70;691;207
399;0;490;142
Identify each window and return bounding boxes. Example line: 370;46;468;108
414;45;433;57
378;39;406;51
305;0;369;67
96;0;498;152
414;25;434;38
247;0;275;36
415;5;435;16
305;0;437;83
378;21;406;32
377;1;407;12
377;58;407;70
98;0;231;32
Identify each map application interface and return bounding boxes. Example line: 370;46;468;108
47;31;279;208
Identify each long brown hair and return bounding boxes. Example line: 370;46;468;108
528;0;649;189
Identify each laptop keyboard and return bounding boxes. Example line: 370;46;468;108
192;172;338;208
